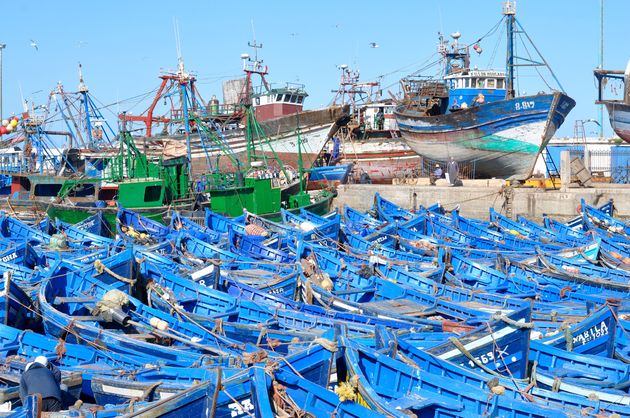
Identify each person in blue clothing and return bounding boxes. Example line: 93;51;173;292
430;164;443;185
19;356;62;412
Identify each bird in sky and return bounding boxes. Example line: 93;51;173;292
369;42;379;48
29;39;38;51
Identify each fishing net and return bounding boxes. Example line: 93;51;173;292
92;289;130;322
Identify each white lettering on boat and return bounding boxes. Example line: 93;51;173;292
78;220;95;230
372;235;388;244
0;252;17;262
228;399;254;417
515;101;535;111
572;321;608;346
464;345;510;369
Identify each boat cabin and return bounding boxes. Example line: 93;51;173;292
253;84;307;122
444;70;506;110
361;103;398;131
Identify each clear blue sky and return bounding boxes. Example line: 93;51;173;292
1;0;627;137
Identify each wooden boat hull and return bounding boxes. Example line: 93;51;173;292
605;101;630;143
395;92;575;179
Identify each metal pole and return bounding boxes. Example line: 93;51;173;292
598;0;604;139
0;44;5;122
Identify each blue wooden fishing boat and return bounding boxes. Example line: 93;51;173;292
394;2;575;180
253;367;386;418
170;210;222;244
581;199;629;236
308;163;353;182
38;251;243;366
116;206;173;245
394;331;630;416
228;226;293;263
91;340;336;410
280;208;341;241
373;192;416;223
0;274;39;330
343;204;385;230
72;212;113;238
341;336;567;417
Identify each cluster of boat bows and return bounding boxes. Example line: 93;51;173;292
0;194;629;417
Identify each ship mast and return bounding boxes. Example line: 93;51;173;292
504;1;516;100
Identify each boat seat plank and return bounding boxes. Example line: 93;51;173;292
333;287;376;296
361;299;428;316
54;296;96;304
71;316;103;321
125;334;158;341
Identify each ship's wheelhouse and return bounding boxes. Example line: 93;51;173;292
253;84;308;121
445;70;507;111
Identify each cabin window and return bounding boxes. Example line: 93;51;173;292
255;97;260;105
290;95;298;103
67;184;95;198
284;94;291;102
476;79;485;88
276;94;283;101
34;183;62;197
19;177;31;192
297;96;304;104
465;78;471;88
98;188;117;200
487;79;496;88
143;185;162;203
497;79;505;89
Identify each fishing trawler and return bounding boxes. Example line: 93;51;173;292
121;41;348;178
394;2;575;180
316;65;421;184
0;68;198;226
594;59;630;143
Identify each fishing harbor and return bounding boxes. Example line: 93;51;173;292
0;0;630;417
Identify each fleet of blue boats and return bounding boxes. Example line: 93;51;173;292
0;194;629;417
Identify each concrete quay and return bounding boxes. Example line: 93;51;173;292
333;179;630;221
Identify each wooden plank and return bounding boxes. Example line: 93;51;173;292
361;299;428;316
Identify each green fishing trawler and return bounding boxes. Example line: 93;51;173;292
199;105;334;220
47;59;333;226
46;131;197;228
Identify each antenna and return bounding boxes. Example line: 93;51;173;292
19;82;27;113
77;62;88;92
248;19;263;63
597;0;604;139
173;17;184;72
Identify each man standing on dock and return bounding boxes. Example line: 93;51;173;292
447;157;459;186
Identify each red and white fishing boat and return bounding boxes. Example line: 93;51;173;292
120;42;348;177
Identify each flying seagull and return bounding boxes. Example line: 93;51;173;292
29;39;38;51
369;42;379;48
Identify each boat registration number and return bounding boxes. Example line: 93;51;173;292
0;252;16;263
463;345;511;369
515;101;535;111
228;399;254;417
572;321;608;347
